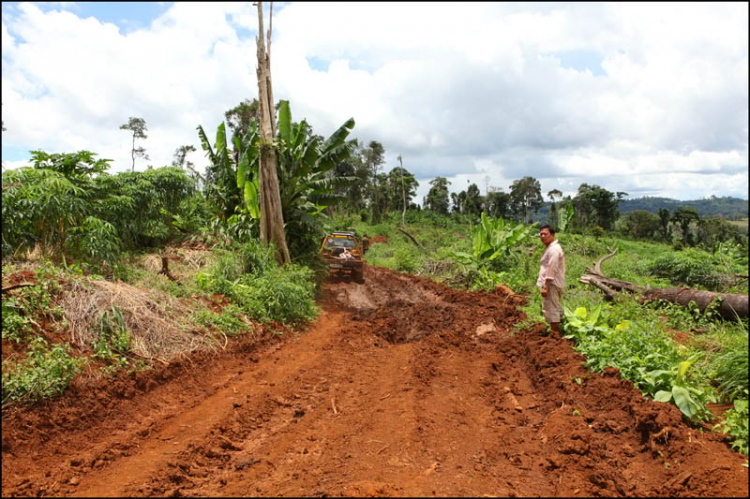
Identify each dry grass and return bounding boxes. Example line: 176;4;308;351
60;278;218;362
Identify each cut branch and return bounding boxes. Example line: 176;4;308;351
592;247;618;275
398;227;425;250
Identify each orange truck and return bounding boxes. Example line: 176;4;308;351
319;231;365;282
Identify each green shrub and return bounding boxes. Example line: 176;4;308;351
1;298;32;343
712;341;749;402
562;305;715;421
715;395;749;456
2;338;84;405
231;264;317;323
647;249;725;290
191;305;249;336
394;247;419;273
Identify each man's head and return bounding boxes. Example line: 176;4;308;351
539;225;556;247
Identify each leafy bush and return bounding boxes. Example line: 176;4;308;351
562;305;714;421
66;216;122;269
197;243;317;324
451;213;536;272
394;247;420;273
712;341;749;402
191;305;249;336
92;306;131;366
2;338;84;405
229;264;317;323
715;395;748;456
2;298;31;343
647;249;725;290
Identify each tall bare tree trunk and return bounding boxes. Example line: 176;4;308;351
256;1;290;265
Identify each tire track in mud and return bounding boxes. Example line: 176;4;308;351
2;265;748;497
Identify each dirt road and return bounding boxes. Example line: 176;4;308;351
2;266;747;497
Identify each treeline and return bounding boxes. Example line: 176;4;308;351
618;196;748;220
4;95;747;269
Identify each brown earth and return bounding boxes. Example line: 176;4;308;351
2;266;747;497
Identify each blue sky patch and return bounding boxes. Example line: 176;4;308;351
35;2;173;34
307;56;330;72
1;145;34;163
555;49;606;76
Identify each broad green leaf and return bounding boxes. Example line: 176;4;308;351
654;390;673;403
588;305;601;325
278;100;293;145
676;359;694;385
671;385;700;418
575;307;588;320
237;151;249;190
243;180;260;219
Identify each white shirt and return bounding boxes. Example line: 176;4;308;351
537;239;566;290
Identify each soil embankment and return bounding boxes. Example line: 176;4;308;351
2;266;747;497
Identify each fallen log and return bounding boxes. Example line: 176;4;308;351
579;249;748;320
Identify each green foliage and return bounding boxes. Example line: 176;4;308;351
510;176;544;224
557;203;575;233
2;161;196;264
191;305;249;336
715;395;749;456
196;240;316;324
2;338;84;405
224;264;318;323
647;249;727;290
572;183;627;231
394;246;420;273
711;340;749;403
66;216;122;270
93;306;131;367
424;177;451;215
1;274;61;343
2;297;31;343
562;305;714;421
451;213;536;272
30;150;112;179
619;196;748;221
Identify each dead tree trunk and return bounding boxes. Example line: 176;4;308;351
256;1;290;265
580;248;748;320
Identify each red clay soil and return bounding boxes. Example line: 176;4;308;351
2;266;747;497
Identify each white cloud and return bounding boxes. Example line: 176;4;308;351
1;2;747;204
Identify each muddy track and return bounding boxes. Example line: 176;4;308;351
2;266;747;497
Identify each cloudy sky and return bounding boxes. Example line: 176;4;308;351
2;2;748;204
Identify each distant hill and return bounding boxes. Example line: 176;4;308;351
535;195;748;224
617;196;748;220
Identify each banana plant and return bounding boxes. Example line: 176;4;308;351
558;203;574;233
197;122;242;218
274;100;356;218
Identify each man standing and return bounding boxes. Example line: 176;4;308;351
537;225;566;335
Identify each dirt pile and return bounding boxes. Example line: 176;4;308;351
2;265;747;497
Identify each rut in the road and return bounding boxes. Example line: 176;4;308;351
1;266;747;497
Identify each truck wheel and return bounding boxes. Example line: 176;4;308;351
354;267;365;283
